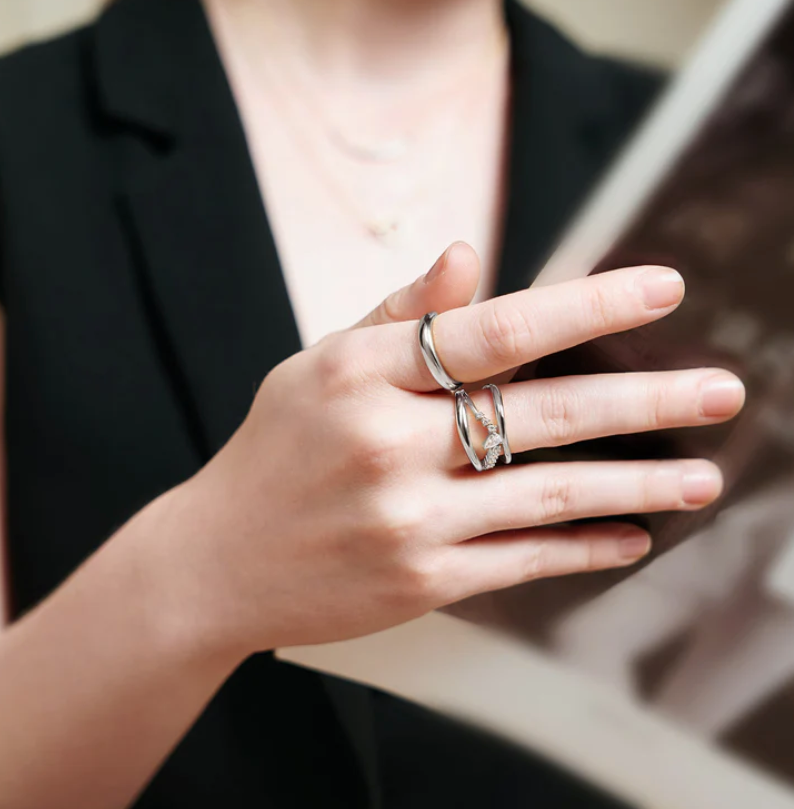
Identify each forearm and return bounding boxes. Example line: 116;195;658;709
0;489;240;809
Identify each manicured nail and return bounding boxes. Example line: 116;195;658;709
619;533;651;560
637;267;684;310
699;374;745;418
682;464;722;506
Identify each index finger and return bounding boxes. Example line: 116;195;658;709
377;265;684;392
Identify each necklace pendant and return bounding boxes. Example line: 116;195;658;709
365;138;410;163
367;217;401;245
331;134;410;164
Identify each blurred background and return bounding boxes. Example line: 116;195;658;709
1;0;725;65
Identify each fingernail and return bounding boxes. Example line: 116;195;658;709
619;533;651;560
682;464;722;506
425;245;453;285
699;374;745;418
636;267;685;309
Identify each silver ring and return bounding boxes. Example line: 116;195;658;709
455;385;512;472
418;312;463;393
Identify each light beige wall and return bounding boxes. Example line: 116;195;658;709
526;0;726;67
0;0;102;55
1;0;726;65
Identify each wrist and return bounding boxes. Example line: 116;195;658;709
116;483;252;677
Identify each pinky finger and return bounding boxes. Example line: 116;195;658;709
445;522;651;602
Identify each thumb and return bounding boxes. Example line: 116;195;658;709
353;241;481;330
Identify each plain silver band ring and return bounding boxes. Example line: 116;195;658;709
418;312;463;393
455;386;512;472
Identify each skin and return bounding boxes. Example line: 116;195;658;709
205;0;511;341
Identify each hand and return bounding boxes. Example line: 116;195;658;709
158;244;744;659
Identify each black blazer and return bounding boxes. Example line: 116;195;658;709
0;1;662;806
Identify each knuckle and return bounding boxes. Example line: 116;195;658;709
394;556;441;603
638;465;660;511
584;282;617;334
372;494;428;548
646;382;667;431
583;536;599;573
361;439;404;479
478;302;534;365
523;540;550;582
314;334;356;393
344;421;406;479
538;384;578;445
379;287;406;325
538;475;574;524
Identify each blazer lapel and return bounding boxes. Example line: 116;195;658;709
94;2;380;803
95;0;301;459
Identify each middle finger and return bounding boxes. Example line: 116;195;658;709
433;367;745;469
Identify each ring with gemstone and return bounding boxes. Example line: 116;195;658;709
418;312;463;393
454;385;512;472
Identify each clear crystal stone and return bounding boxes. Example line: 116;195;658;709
483;433;504;450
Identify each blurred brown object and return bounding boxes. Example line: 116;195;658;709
451;1;794;641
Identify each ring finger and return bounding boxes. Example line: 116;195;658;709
443;457;723;541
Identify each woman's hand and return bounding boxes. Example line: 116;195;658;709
0;244;745;809
160;244;744;660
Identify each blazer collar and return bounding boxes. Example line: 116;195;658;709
94;0;201;140
96;0;303;461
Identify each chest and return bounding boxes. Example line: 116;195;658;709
215;30;511;346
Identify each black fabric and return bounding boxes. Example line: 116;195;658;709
373;690;632;809
0;1;664;806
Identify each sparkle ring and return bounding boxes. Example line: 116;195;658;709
455;385;512;472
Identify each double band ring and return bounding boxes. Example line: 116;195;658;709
455;386;512;471
418;312;512;472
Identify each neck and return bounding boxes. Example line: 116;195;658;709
211;0;507;88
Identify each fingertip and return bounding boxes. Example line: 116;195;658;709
682;459;724;507
424;242;481;309
634;266;686;311
698;371;746;420
446;241;479;269
425;242;479;283
617;526;652;562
